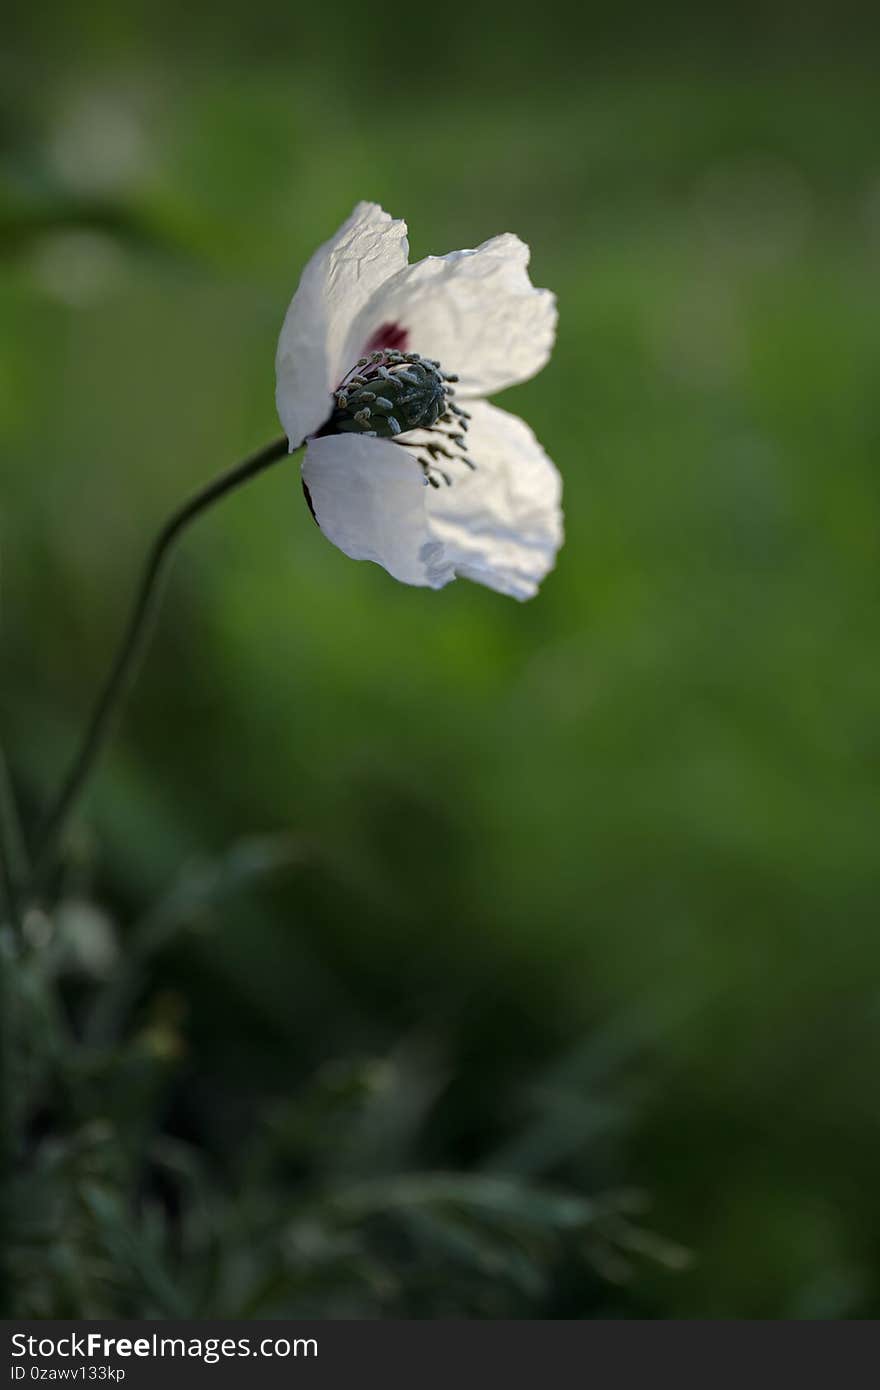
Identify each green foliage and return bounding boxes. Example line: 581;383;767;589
3;848;686;1317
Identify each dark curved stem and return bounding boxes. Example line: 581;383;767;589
34;435;292;879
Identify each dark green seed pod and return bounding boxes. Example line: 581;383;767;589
331;358;449;440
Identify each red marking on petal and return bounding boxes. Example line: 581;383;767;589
364;322;409;353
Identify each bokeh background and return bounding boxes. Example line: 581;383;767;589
3;0;880;1318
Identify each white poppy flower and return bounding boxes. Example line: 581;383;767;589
275;201;562;600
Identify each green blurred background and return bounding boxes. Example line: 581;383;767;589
3;0;880;1318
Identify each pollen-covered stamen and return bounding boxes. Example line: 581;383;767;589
327;350;476;487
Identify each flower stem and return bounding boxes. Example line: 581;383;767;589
34;435;292;881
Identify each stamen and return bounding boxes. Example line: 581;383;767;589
325;348;478;485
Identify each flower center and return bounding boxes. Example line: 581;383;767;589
329;349;474;488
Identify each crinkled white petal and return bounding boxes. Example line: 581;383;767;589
302;401;562;600
343;234;557;399
275;202;408;448
302;431;456;589
424;401;563;599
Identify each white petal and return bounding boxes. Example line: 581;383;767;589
275;202;409;448
302;402;562;601
343;233;557;398
424;401;563;600
302;432;456;589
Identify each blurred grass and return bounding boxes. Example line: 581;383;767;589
3;2;880;1317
